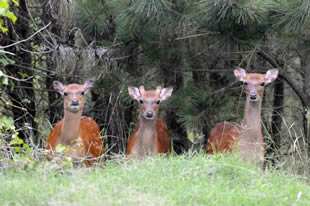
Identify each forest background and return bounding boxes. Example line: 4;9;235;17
1;0;310;174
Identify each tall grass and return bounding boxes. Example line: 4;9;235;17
0;153;309;206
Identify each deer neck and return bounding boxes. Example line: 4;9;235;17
239;97;264;167
136;116;157;156
242;98;262;135
60;110;82;145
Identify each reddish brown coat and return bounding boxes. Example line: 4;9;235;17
206;122;241;153
127;119;171;155
206;67;278;168
46;116;104;165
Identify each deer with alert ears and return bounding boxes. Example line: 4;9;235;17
46;78;104;167
206;67;279;168
127;86;173;158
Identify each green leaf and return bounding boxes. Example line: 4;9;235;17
0;58;9;66
187;130;195;142
22;98;31;104
14;146;21;153
23;143;29;149
0;56;15;66
0;2;9;9
12;0;19;6
0;23;8;33
1;76;8;85
10;137;23;145
34;117;40;123
0;7;7;16
1;116;15;130
18;72;29;79
5;11;17;23
56;144;66;152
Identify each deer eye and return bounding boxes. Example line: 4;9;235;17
156;100;160;104
244;82;248;86
139;100;144;104
64;92;68;96
81;91;85;95
260;82;265;87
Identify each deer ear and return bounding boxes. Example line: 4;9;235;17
83;77;95;94
155;86;162;95
53;81;65;95
265;69;279;84
139;85;145;94
128;86;141;100
234;67;247;82
159;87;173;101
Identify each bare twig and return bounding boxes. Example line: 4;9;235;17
257;50;310;107
175;32;217;40
0;22;51;50
0;50;15;56
3;74;33;82
20;47;54;54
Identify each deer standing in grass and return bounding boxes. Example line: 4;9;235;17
127;86;173;157
206;67;279;168
46;78;104;167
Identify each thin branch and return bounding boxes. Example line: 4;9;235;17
0;96;27;112
0;22;51;50
20;47;54;54
175;32;218;40
0;50;15;56
3;74;34;82
12;85;54;92
257;50;310;107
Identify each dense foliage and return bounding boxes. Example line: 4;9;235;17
1;0;310;173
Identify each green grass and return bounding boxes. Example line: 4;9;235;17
0;153;310;206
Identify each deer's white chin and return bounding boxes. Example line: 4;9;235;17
249;98;260;102
68;106;80;113
143;116;155;120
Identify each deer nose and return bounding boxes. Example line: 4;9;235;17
146;111;153;118
250;92;257;100
71;99;79;106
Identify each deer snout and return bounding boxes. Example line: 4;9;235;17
146;111;154;118
71;99;79;106
67;98;81;113
249;92;257;100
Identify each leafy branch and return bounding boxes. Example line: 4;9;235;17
0;0;19;33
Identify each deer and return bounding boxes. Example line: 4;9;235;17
127;86;173;158
206;67;279;168
46;78;104;167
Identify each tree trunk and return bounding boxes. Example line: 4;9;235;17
268;78;284;166
301;54;310;162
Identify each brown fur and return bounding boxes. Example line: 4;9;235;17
46;80;104;167
127;86;173;158
127;119;171;156
206;68;278;168
206;122;241;153
46;117;104;166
